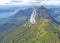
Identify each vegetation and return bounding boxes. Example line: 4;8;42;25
55;16;60;22
1;18;60;43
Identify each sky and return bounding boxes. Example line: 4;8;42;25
0;0;60;5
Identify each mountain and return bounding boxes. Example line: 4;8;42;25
0;6;60;43
0;8;32;32
1;18;60;43
30;6;50;24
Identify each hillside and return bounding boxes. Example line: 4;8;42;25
1;18;60;43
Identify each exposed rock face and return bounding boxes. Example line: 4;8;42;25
30;6;50;24
30;8;39;24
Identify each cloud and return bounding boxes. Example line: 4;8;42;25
0;0;60;6
0;0;11;4
40;1;60;5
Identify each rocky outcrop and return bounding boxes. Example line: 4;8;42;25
30;6;50;24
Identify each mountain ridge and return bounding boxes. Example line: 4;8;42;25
1;17;60;43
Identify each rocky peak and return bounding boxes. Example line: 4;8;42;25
38;6;50;18
30;6;50;24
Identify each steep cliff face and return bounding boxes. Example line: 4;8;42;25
30;6;50;24
30;8;39;24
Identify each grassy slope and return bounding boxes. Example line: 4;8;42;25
1;18;60;43
0;17;27;42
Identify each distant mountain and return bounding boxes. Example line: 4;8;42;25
48;7;60;18
0;8;33;32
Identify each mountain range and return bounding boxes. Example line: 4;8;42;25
0;8;32;32
0;6;60;43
